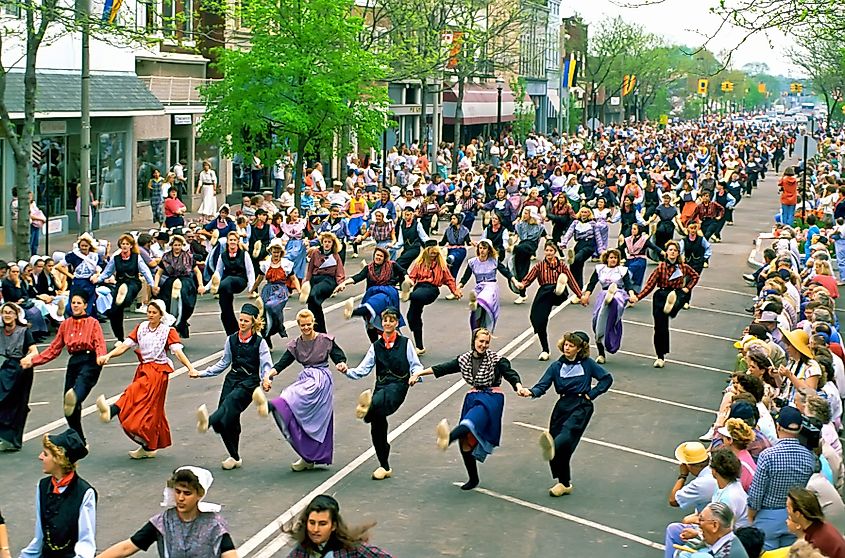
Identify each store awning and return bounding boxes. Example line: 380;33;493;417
547;89;560;119
442;81;517;126
4;71;164;119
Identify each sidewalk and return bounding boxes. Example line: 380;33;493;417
3;218;159;262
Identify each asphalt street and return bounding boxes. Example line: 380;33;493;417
0;169;786;557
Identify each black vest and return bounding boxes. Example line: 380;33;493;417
373;335;412;385
250;224;271;245
684;235;706;263
228;333;262;385
114;253;139;283
484;226;505;251
38;475;96;558
221;249;247;279
400;220;420;248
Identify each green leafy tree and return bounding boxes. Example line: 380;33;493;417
200;0;390;207
509;77;534;142
788;33;845;123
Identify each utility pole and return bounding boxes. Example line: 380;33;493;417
80;0;91;232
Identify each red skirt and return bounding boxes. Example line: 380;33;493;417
116;361;172;450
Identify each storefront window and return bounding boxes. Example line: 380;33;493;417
137;139;167;202
93;132;126;209
33;136;68;217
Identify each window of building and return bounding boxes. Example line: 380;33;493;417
3;0;20;18
137;140;167;203
162;0;193;38
93;132;126;209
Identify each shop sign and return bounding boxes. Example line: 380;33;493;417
40;121;67;135
173;115;192;125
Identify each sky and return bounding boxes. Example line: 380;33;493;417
563;0;799;77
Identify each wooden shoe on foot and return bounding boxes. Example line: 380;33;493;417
95;395;111;423
372;467;392;480
290;458;314;472
115;283;129;306
197;404;210;433
63;389;77;417
355;389;372;419
549;482;572;497
435;419;450;450
128;447;157;459
539;431;555;461
343;297;355;320
299;281;311;303
222;457;243;470
663;290;677;314
252;387;269;417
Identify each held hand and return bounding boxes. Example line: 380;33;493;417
517;387;533;398
628;295;638;305
409;373;422;386
262;378;273;392
679;528;700;541
198;286;206;295
454;289;463;300
89;274;99;284
97;355;110;366
20;355;33;369
336;362;348;374
580;294;589;306
188;368;201;378
152;286;160;295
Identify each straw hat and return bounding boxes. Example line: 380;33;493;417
779;327;813;359
674;442;708;465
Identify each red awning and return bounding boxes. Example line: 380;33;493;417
442;81;516;125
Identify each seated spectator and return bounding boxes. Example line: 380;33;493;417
786;488;845;558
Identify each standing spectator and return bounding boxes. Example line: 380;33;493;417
747;406;816;550
251;153;264;192
196;161;218;222
310;162;327;195
28;191;46;257
147;168;165;227
273;157;286;199
779;167;798;226
172;159;187;199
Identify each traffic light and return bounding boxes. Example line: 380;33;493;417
758;82;767;94
698;78;709;95
720;81;734;92
789;82;803;94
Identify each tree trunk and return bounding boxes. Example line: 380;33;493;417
294;136;306;210
452;77;465;174
13;154;30;259
419;77;428;156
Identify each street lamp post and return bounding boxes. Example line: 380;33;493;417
496;77;504;139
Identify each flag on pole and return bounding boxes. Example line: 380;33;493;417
562;54;578;89
101;0;123;23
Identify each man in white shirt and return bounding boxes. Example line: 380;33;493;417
327;181;351;208
278;184;295;211
310;162;327;194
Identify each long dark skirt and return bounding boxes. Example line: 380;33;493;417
64;352;103;442
459;388;504;463
0;360;34;450
307;275;338;334
108;277;142;341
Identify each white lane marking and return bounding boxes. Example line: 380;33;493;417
608;389;717;415
29;401;50;406
623;320;735;343
457;484;665;551
689;305;750;318
513;421;679;464
20;296;361;444
696;285;752;297
241;302;572;558
611;347;732;375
